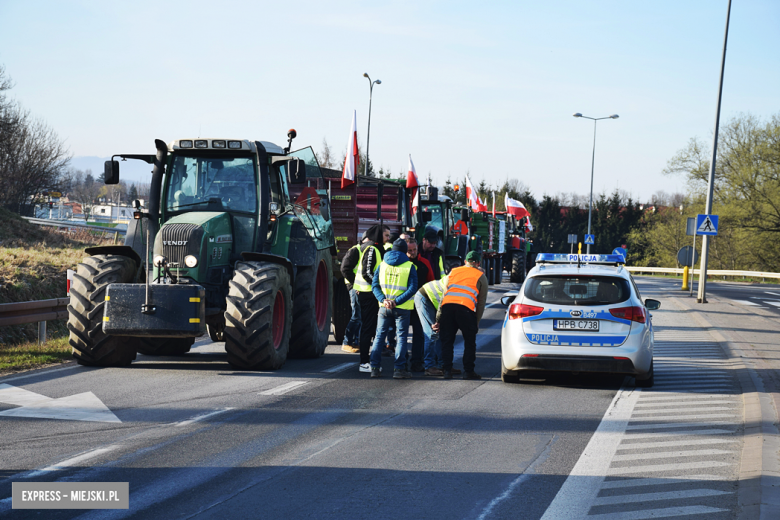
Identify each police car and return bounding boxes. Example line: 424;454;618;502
500;253;660;386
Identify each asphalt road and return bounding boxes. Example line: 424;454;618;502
0;274;759;519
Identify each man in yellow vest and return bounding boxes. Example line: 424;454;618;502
352;225;390;372
369;238;418;379
433;251;488;380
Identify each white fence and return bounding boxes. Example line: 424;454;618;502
625;266;780;281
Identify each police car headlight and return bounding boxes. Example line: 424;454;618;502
153;255;167;267
184;255;198;268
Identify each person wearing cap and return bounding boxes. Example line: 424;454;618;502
433;250;488;380
413;273;464;377
369;238;418;379
420;226;446;280
353;225;391;372
338;231;369;353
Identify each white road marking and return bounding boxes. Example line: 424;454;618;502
175;408;234;427
732;299;760;306
259;381;309;396
587;505;728;520
626;428;735;439
25;445;121;478
593;488;731;505
626;420;734;431
611;448;734;461
634;401;736;408
764;291;780;296
322;362;356;373
608;460;731;475
630;414;737;424
632;406;737;414
0;384;120;423
767;301;780;307
539;386;640;520
600;474;723;489
0;364;78;384
617;438;734;449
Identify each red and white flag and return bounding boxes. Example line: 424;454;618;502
342;110;358;189
477;194;488;213
491;192;496;217
407;155;420;215
465;174;480;210
505;195;530;219
524;218;534;232
406;155;419;189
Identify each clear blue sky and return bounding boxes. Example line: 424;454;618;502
1;0;778;202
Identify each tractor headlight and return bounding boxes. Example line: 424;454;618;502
184;255;198;268
153;255;167;267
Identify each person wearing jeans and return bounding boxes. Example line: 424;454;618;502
369;238;418;379
342;287;361;350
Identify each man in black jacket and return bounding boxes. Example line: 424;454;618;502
339;232;367;353
420;227;446;280
342;224;389;372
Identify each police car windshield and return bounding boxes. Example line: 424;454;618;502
524;275;631;306
165;155;257;214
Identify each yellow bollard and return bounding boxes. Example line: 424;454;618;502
682;266;689;290
578;243;582;255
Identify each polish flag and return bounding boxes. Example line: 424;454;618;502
477;194;488;213
411;187;420;215
342;110;358;189
406;155;419;189
465;175;480;210
525;218;534;232
505;195;530;219
492;192;496;217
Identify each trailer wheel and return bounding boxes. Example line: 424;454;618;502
289;249;333;358
137;337;194;356
332;280;350;345
495;257;503;284
67;254;137;367
510;250;526;284
486;257;496;286
224;261;291;370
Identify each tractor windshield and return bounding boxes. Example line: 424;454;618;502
420;203;443;229
165;155;257;214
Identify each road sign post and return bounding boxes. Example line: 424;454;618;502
568;234;577;254
696;214;719;303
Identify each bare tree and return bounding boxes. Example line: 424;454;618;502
315;137;336;169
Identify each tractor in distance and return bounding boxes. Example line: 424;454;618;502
67;132;335;370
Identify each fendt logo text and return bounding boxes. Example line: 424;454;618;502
163;241;187;246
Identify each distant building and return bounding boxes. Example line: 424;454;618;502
90;204;134;223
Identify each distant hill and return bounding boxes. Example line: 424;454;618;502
69;156;154;185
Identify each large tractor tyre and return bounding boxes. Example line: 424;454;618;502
332;280;350;345
67;254;138;367
224;261;292;370
486;258;496;286
289;250;334;358
510;250;526;284
136;337;194;356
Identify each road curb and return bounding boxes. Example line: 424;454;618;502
670;296;780;520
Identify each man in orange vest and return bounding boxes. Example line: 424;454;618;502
433;250;488;380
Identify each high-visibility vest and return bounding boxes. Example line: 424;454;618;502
384;242;392;251
353;244;381;293
378;260;414;310
344;244;359;287
441;266;481;312
422;275;449;310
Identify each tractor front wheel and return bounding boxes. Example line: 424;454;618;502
68;254;137;367
224;261;292;370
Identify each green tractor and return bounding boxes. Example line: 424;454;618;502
67;133;335;370
414;186;476;271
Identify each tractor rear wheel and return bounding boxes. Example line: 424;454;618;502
289;249;333;358
332;280;350;345
137;337;194;356
224;261;292;370
510;250;525;284
68;254;137;367
486;257;496;286
494;257;503;284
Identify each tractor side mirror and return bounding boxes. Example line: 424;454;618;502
287;158;306;184
460;209;469;221
104;160;119;185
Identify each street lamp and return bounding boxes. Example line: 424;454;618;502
573;112;619;253
363;73;381;177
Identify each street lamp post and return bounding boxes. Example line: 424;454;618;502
573;112;619;253
363;73;381;177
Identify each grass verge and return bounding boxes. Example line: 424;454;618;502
0;336;72;373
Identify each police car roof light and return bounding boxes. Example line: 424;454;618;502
535;253;625;265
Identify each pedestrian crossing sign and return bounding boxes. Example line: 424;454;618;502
695;214;719;236
584;234;595;245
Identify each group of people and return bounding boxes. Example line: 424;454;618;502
340;224;488;380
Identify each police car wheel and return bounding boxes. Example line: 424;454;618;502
636;361;654;388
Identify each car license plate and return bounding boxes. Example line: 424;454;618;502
553;319;599;331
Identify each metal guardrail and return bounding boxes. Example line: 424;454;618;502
22;217;127;236
626;266;780;280
0;298;70;344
